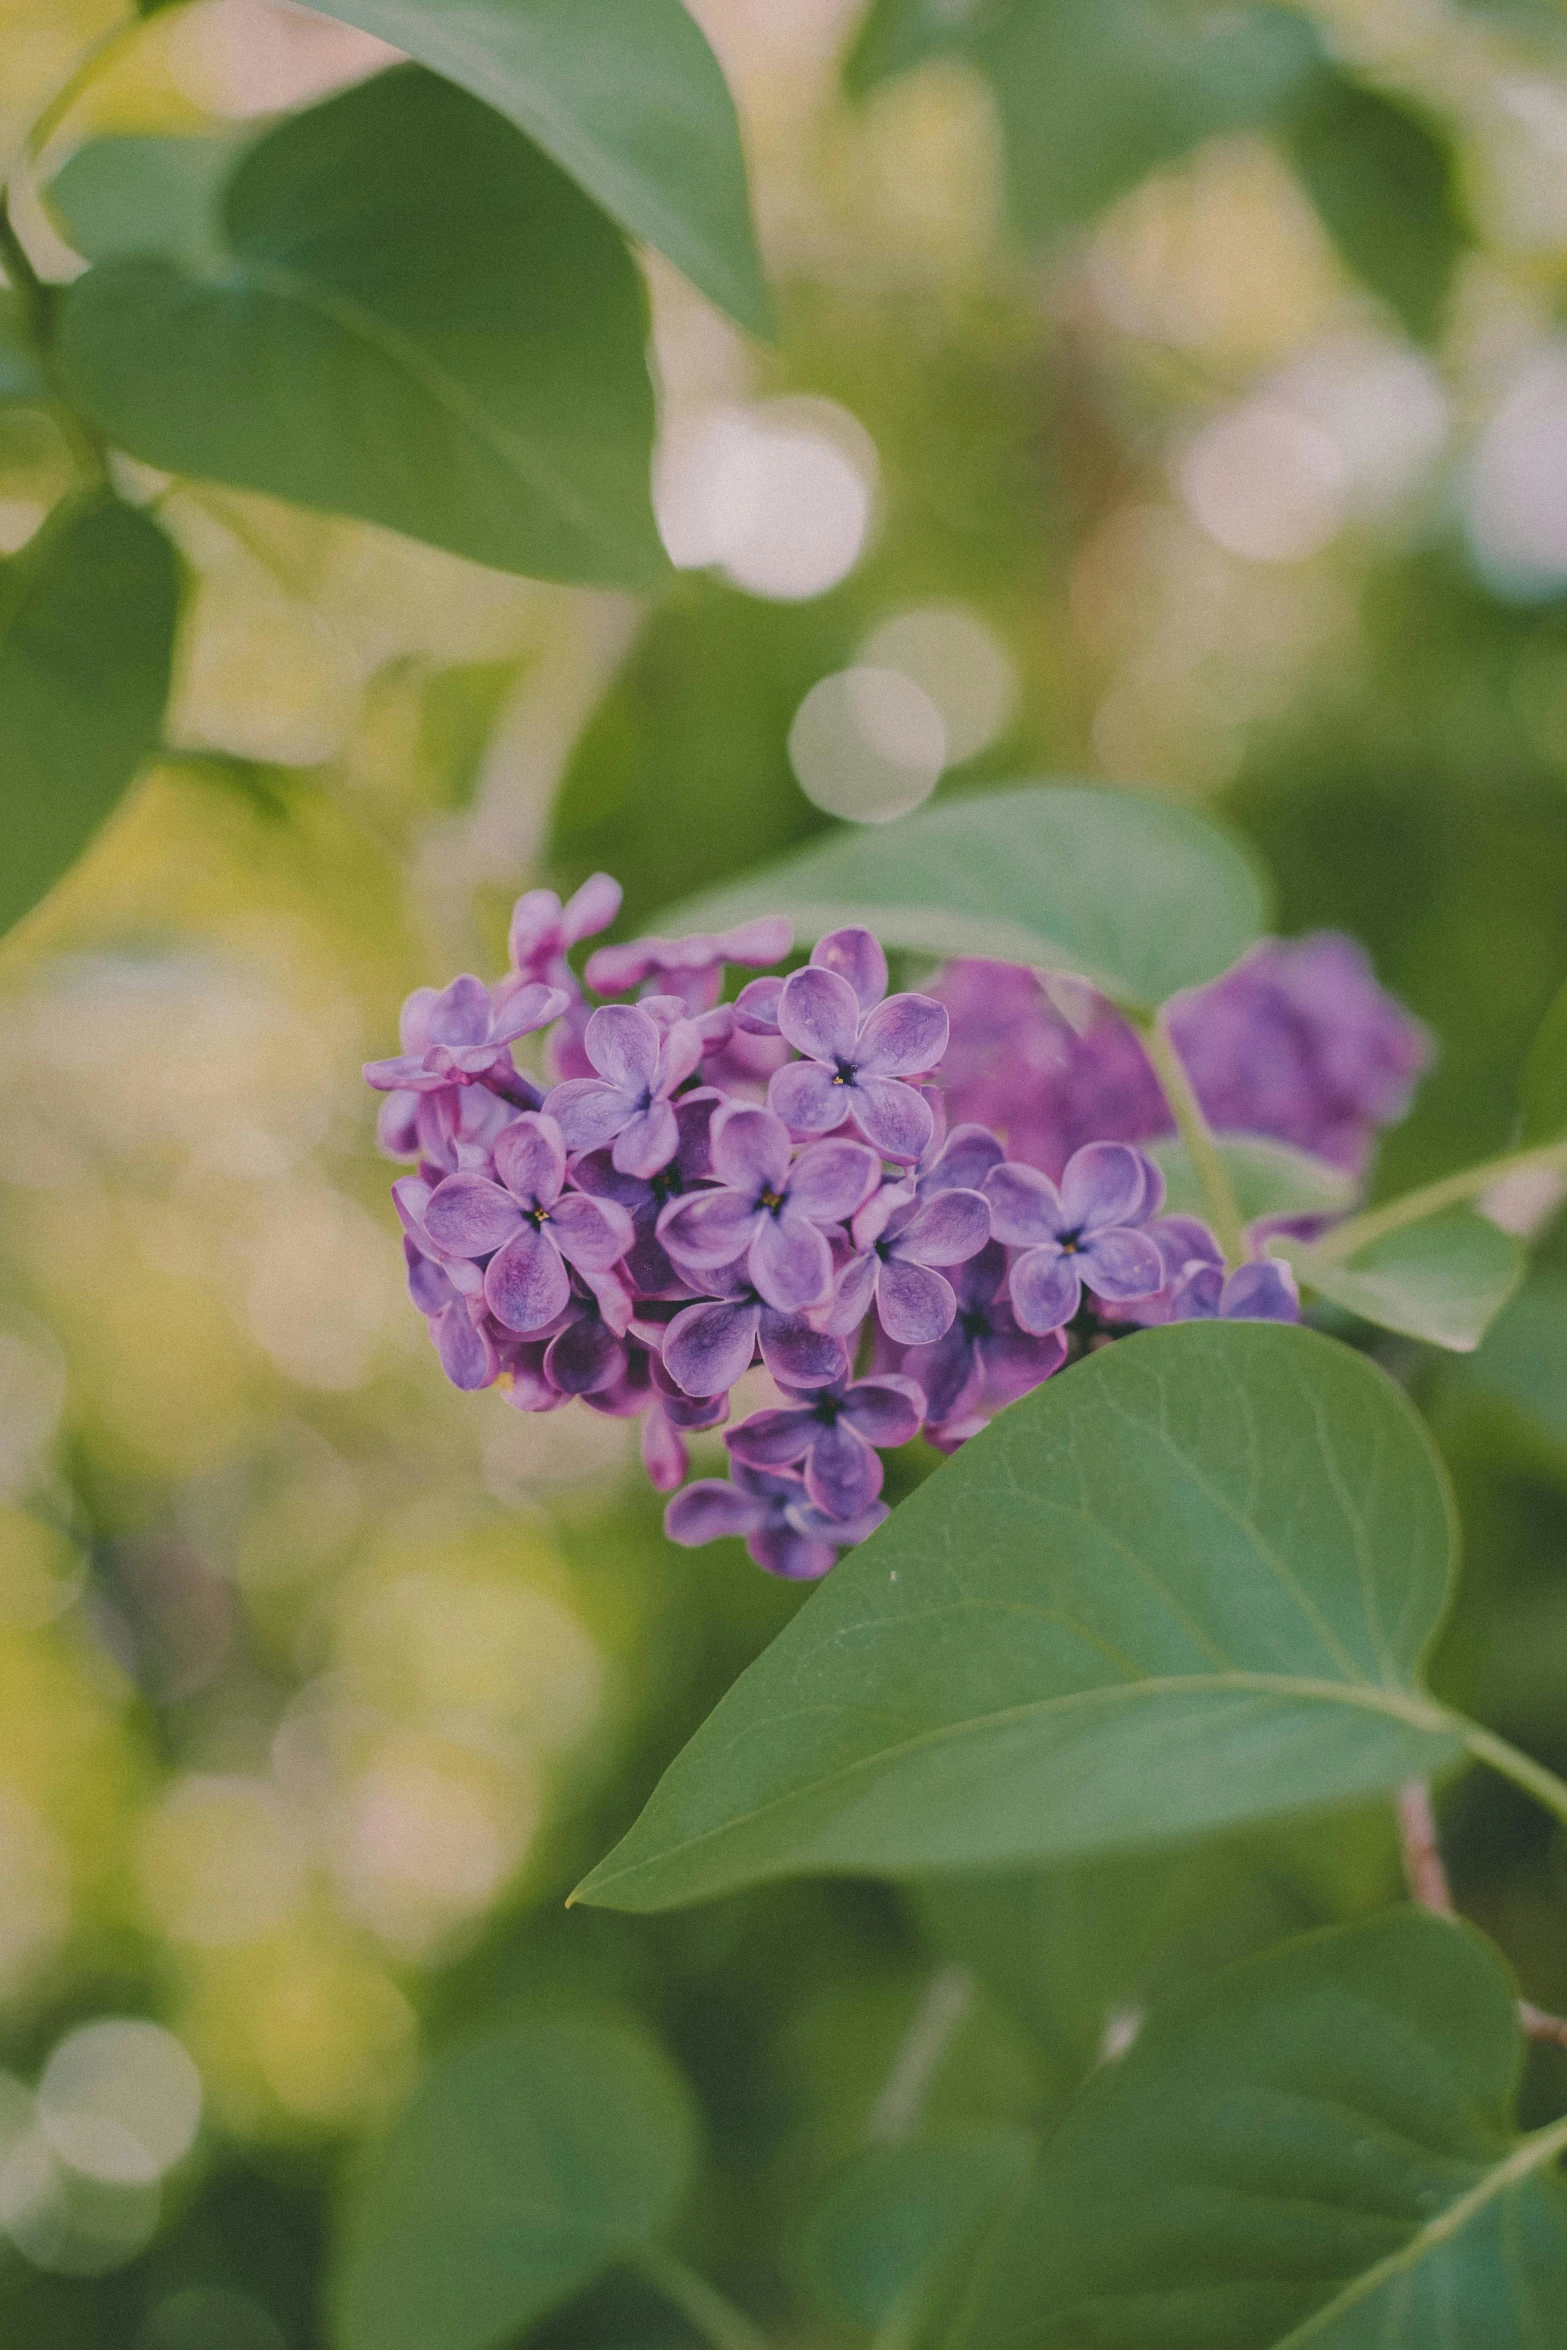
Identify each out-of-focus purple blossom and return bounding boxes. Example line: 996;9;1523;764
658;1103;879;1313
499;873;622;998
422;1113;633;1334
545;1003;706;1178
666;1462;888;1581
1171;1258;1300;1323
768;965;948;1162
827;1181;992;1345
572;1090;721;1296
586;917;792;1015
984;1143;1164;1334
726;1371;926;1520
660;1269;848;1397
364;975;568;1100
380;1078;522;1172
901;1241;1067;1429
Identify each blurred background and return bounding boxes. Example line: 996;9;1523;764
4;0;1567;2341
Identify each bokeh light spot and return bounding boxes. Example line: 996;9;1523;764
38;2021;203;2186
789;667;946;822
860;604;1019;763
1178;401;1348;564
655;397;878;600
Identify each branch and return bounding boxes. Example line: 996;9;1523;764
1397;1779;1454;1913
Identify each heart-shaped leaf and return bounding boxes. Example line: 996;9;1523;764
794;2129;1034;2341
942;1911;1567;2349
55;69;664;588
0;494;179;939
1274;1208;1525;1352
1147;1135;1356;1228
651;785;1268;1016
573;1323;1463;1913
329;2005;698;2350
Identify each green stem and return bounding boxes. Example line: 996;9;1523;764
631;2247;775;2350
23;11;166;170
1312;1140;1567;1263
1458;1718;1567;1838
1136;1011;1247;1266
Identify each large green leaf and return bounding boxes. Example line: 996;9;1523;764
48;133;242;275
573;1323;1463;1914
330;2006;698;2350
794;2129;1034;2342
0;292;46;405
942;1912;1567;2349
1443;1273;1567;1470
1285;73;1466;344
55;70;665;588
1147;1135;1356;1228
1275;1210;1525;1352
307;0;770;333
652;785;1268;1015
0;494;179;938
1520;971;1567;1146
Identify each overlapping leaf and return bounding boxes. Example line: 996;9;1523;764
1147;1135;1355;1228
1274;1209;1525;1352
55;70;664;586
654;784;1267;1015
574;1323;1464;1913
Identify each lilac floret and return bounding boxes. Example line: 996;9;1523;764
364;974;568;1097
761;927;948;1162
499;873;621;996
827;1180;992;1346
984;1142;1165;1334
659;1267;848;1398
1171;1258;1300;1323
666;1461;888;1581
585;916;792;1014
423;1112;633;1334
901;1241;1067;1430
545;1003;707;1178
726;1371;926;1520
572;1089;722;1296
657;1102;879;1313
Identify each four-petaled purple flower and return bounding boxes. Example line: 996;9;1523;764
659;1265;848;1398
570;1090;721;1298
666;1462;888;1582
766;928;949;1163
363;975;567;1099
983;1143;1164;1334
546;1003;706;1178
726;1371;926;1520
657;1103;880;1313
1171;1258;1300;1323
901;1241;1067;1431
827;1180;992;1345
499;872;622;998
422;1113;632;1334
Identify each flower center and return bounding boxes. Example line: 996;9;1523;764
832;1057;857;1086
528;1205;551;1230
959;1308;991;1341
759;1186;786;1214
1058;1229;1082;1253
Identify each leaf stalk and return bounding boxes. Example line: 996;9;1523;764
631;2246;775;2350
1135;1011;1248;1266
1312;1139;1567;1263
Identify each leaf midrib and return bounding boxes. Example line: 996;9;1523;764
579;1669;1457;1897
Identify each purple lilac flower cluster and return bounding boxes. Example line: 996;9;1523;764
366;877;1310;1584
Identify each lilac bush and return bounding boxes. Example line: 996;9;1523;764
367;880;1428;1581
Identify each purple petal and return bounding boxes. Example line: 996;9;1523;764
544;1314;625;1395
665;1480;768;1546
852;1182;916;1253
561;870;622;945
399;986;439;1054
483;1224;571;1333
875;1256;956;1346
427;975;493;1048
424;1174;522;1257
1171;1264;1225;1321
757;1310;848;1389
787;1139;880;1225
731;1459;808;1506
748;1524;839;1581
804;1420;882;1520
407;1245;455;1316
841;1373;926;1447
1060;1143;1157;1235
1008;1245;1081;1334
364;1053;445;1093
919;1124;1004;1196
848;1075;934;1163
951;1238;1009;1313
768;1057;850;1135
585;1002;659;1092
733;975;786;1035
431;1301;498;1391
494;1113;566;1207
726;1406;821;1470
983;1162;1065;1248
854;993;949;1079
891;1188;990;1268
777;964;861;1063
902;1326;982;1426
1078;1226;1164;1302
750;1211;833;1314
788;1497;889;1548
658;1188;762;1268
821;1249;879;1338
569;1152;648;1214
981;1318;1067;1404
670;1090;721;1181
611;1100;680;1178
549;1189;634;1272
1221;1261;1300;1322
1151;1215;1224;1284
655;1019;706;1098
711;1102;791;1195
507;888;565;971
663;1297;761;1396
719;915;792;967
545;1078;632;1154
810;926;887;1013
489;981;570;1045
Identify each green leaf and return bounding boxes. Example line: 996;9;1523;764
330;2005;699;2350
55;70;665;588
305;0;770;334
1148;1135;1357;1228
1520;971;1567;1145
794;2129;1034;2340
1286;73;1466;344
573;1323;1463;1914
1275;1209;1526;1352
0;494;179;938
1443;1272;1567;1466
0;292;47;405
942;1912;1567;2350
651;784;1268;1015
47;133;242;274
